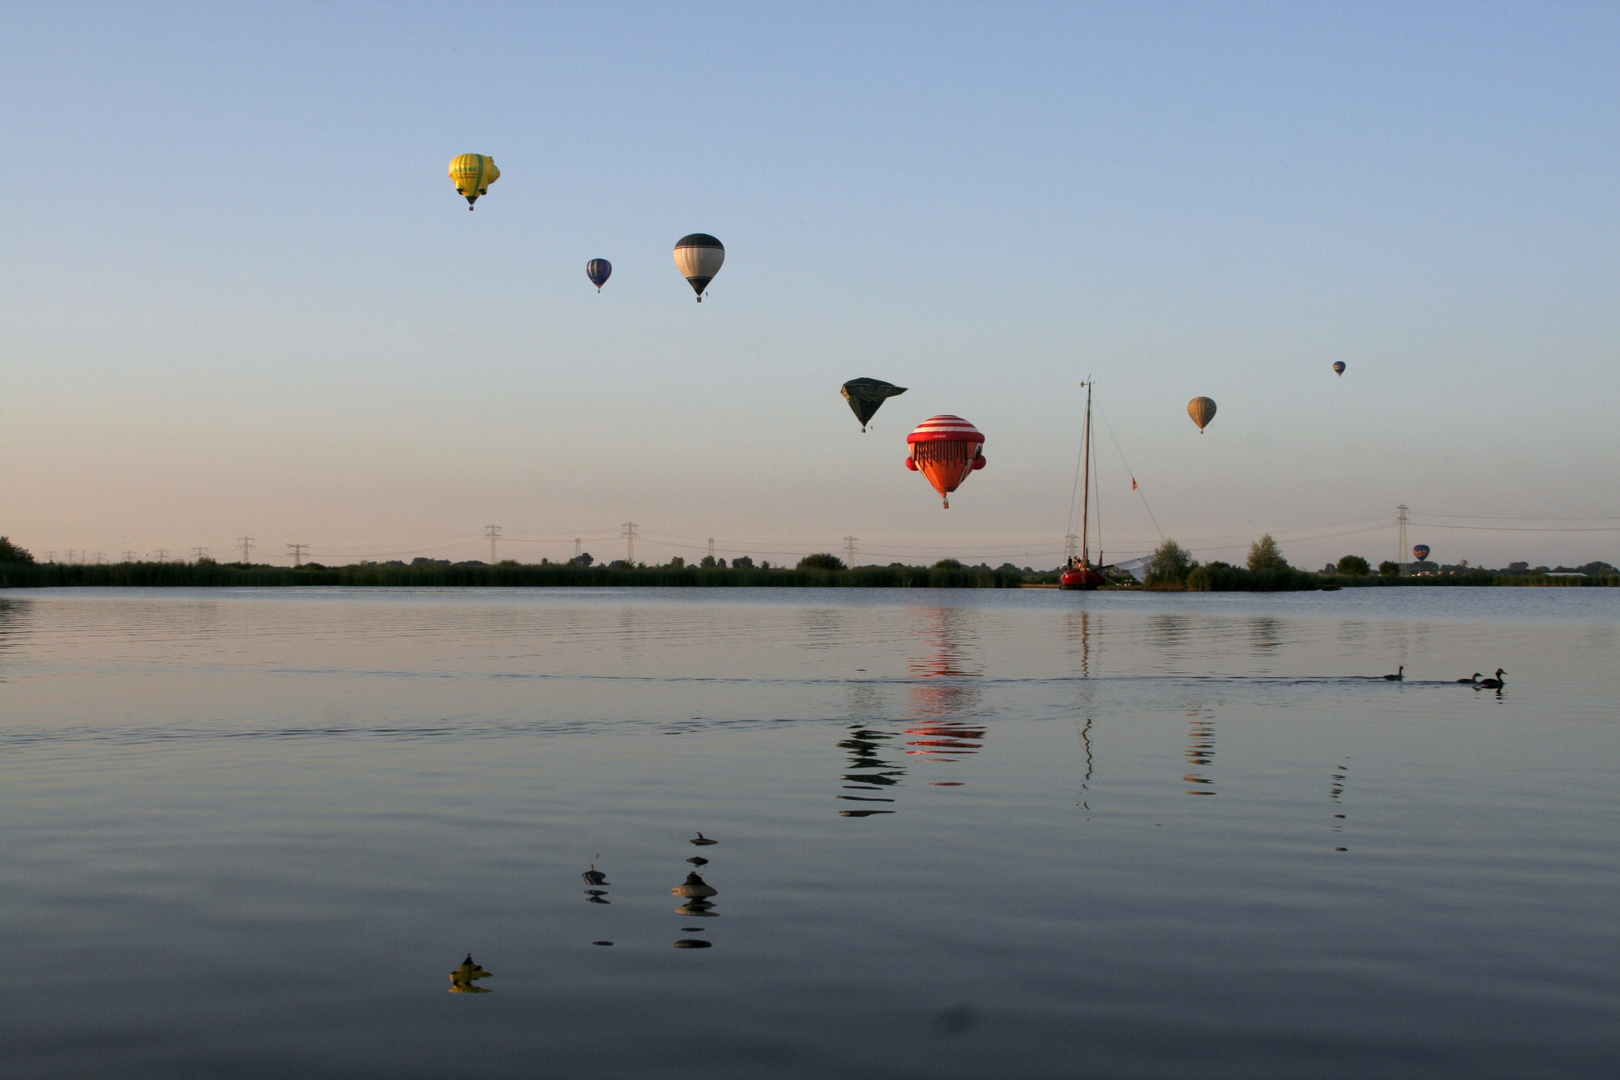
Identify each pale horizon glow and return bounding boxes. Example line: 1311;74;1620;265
3;3;1618;570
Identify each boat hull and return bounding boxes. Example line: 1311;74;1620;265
1059;567;1106;590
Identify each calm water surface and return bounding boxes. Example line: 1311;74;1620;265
1;587;1616;1078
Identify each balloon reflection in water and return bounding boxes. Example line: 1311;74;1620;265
1183;715;1215;795
673;870;720;919
449;955;493;994
906;607;983;719
837;726;902;816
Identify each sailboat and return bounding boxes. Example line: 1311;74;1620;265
1060;380;1108;591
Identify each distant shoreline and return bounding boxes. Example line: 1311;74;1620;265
1;562;1614;590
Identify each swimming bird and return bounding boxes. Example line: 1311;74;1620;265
1477;668;1505;689
691;832;718;846
1383;666;1404;681
686;856;709;866
582;864;608;886
1456;672;1482;684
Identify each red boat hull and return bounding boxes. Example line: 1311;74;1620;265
1059;567;1106;590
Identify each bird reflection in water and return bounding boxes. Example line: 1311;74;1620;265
449;954;492;994
1183;714;1215;795
838;726;902;816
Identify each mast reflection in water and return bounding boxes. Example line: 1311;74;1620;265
1184;714;1215;795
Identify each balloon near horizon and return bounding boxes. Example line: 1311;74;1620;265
906;415;986;509
1414;544;1431;562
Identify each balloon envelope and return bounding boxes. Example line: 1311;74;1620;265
1333;361;1346;377
586;259;612;290
448;154;499;209
674;234;725;300
1413;545;1430;562
906;415;986;508
1188;397;1217;432
840;378;908;431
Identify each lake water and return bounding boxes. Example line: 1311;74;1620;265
1;587;1616;1078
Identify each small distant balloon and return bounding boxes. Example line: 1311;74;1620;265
1413;544;1430;562
906;415;986;509
1187;397;1217;433
1333;361;1346;377
841;378;908;432
586;259;612;291
448;154;499;210
674;234;725;301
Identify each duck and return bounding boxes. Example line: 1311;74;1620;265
581;864;608;886
1383;666;1404;681
691;832;719;846
1456;672;1481;684
1476;668;1505;690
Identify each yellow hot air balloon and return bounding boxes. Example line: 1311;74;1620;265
1188;397;1216;433
448;154;500;210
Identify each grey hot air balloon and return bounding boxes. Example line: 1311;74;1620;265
841;378;908;432
674;234;725;301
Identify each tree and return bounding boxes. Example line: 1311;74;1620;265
798;553;845;571
932;558;962;570
699;555;716;568
1336;554;1371;576
0;536;34;563
1146;539;1195;587
669;556;685;569
570;552;593;567
1379;560;1401;577
1247;535;1288;572
732;556;755;569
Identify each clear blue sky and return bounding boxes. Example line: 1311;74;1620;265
3;2;1617;568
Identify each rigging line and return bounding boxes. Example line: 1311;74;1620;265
1407;510;1620;522
1092;410;1103;562
1065;383;1087;547
1408;522;1620;533
1095;406;1165;542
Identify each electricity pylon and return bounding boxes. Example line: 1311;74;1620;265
622;522;638;565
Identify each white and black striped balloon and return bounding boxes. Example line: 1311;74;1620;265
674;234;725;301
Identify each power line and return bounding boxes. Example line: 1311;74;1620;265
122;550;137;563
152;549;170;562
286;542;310;567
192;547;207;562
236;536;256;564
843;535;857;566
621;522;638;565
484;524;502;564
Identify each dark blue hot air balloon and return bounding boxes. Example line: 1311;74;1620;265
586;259;612;292
1413;544;1430;563
1333;361;1346;377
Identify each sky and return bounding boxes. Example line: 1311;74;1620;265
3;1;1618;570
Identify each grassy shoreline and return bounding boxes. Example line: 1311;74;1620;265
0;561;1614;590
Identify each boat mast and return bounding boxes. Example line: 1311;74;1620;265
1080;379;1092;567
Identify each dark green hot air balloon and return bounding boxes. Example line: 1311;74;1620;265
840;378;908;432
